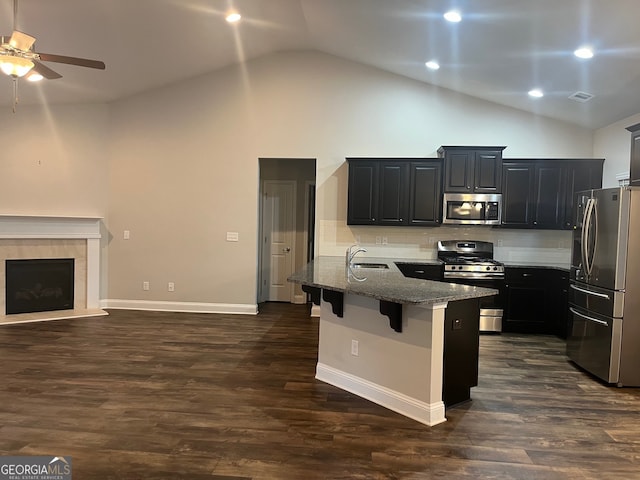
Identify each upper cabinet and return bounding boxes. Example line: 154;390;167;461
346;155;603;230
626;123;640;186
501;159;603;229
347;158;442;226
347;160;379;225
501;162;534;227
438;146;506;194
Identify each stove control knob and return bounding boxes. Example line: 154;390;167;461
493;266;498;271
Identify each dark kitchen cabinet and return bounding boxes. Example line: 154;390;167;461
408;161;442;226
501;162;534;226
347;160;378;225
627;123;640;186
438;146;506;194
501;159;603;229
555;270;570;339
347;158;442;226
563;160;603;228
503;267;568;335
378;162;410;226
443;298;480;407
395;262;443;281
532;161;566;229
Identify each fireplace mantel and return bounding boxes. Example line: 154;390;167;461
0;215;106;324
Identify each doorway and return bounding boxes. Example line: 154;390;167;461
258;158;316;304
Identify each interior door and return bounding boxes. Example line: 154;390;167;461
263;181;296;302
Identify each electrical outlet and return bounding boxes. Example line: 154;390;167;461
124;230;130;240
142;281;149;291
351;339;359;356
382;237;388;245
375;236;382;245
497;239;504;247
168;282;175;292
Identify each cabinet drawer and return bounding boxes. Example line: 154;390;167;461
395;262;443;281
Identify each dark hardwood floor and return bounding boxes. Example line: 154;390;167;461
0;303;639;479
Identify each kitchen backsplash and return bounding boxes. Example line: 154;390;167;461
318;219;572;266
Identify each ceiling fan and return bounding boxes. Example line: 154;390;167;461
0;0;105;111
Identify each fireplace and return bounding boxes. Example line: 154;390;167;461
0;215;105;323
5;258;75;315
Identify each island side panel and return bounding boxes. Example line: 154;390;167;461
316;292;448;426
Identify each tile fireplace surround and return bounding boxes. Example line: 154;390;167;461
0;215;107;325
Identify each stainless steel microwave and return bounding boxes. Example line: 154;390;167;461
442;193;502;225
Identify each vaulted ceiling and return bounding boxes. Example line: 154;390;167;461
1;0;638;129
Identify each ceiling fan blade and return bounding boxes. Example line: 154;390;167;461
9;30;35;51
37;53;105;70
32;60;62;79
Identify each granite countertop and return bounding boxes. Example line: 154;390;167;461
288;256;497;306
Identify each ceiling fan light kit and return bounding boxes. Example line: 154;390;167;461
0;54;33;77
0;0;106;111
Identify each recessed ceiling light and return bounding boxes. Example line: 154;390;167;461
443;10;462;23
425;61;440;70
225;12;241;23
574;47;594;59
528;89;544;98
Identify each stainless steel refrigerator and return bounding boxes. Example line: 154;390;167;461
568;186;640;386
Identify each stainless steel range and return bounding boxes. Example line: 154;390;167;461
437;240;505;332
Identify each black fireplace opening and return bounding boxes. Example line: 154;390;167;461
5;258;75;315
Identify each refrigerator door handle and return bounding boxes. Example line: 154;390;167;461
569;307;609;327
580;198;590;276
570;284;610;300
583;198;596;278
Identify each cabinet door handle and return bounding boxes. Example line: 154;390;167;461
522;273;533;277
415;270;425;274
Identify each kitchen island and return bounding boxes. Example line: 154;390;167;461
288;256;497;426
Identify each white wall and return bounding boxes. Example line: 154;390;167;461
0;51;604;310
0;104;110;216
104;51;598;309
594;113;640;187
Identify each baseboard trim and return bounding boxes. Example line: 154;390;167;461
102;299;258;315
315;362;446;427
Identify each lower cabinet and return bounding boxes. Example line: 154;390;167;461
554;271;570;339
503;267;568;335
394;262;443;281
443;298;480;407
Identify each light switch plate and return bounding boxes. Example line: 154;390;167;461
226;232;239;242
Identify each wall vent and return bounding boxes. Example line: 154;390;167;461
569;91;595;102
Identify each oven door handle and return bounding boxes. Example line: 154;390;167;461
569;307;609;327
570;284;610;300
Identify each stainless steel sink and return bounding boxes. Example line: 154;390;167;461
350;262;389;269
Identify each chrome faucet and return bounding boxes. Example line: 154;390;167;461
346;244;367;267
